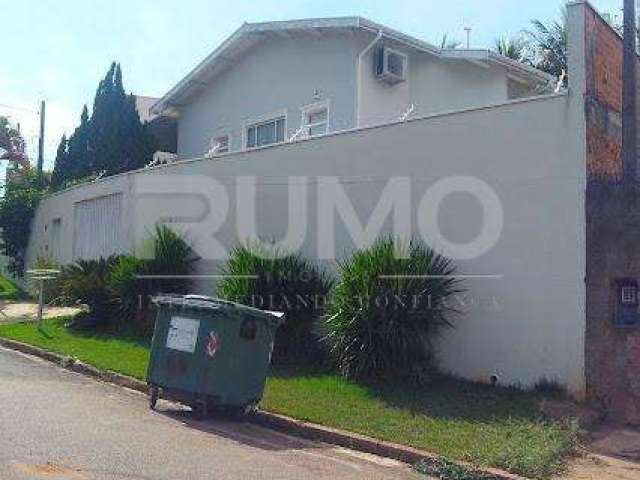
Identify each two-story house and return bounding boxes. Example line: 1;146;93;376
149;17;555;158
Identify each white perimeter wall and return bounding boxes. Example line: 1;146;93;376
27;92;587;396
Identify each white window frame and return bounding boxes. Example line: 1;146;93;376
242;109;288;150
209;133;230;155
301;100;330;137
622;285;637;304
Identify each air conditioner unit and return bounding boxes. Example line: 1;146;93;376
375;47;407;84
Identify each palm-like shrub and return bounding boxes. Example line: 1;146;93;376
322;238;462;382
109;226;195;329
106;255;147;322
137;225;195;295
218;243;333;364
59;256;120;322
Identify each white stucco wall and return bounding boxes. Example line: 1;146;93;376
174;29;541;157
176;32;358;157
27;91;587;396
355;32;532;127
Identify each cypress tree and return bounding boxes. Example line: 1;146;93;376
53;62;156;183
51;134;69;188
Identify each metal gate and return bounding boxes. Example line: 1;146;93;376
73;193;123;260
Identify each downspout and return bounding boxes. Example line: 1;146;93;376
355;29;383;128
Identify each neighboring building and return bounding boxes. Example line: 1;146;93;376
135;95;178;154
150;17;554;157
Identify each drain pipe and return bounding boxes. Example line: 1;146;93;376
355;29;383;128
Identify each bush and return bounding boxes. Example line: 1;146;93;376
218;243;333;365
0;275;22;300
59;256;119;324
321;237;463;382
140;225;195;295
109;226;195;330
106;255;147;322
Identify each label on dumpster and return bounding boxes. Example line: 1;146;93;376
205;331;221;358
166;316;200;353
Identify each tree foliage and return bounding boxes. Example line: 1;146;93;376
321;237;463;382
217;242;333;365
494;36;530;63
0;170;48;275
52;63;156;189
0;116;29;171
526;7;568;79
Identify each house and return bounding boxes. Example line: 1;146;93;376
26;3;640;425
149;17;555;157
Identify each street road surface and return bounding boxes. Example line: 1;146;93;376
0;347;423;480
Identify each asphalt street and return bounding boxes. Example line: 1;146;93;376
0;347;423;480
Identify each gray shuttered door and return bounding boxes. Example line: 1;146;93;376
73;193;123;260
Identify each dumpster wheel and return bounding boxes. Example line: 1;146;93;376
192;400;208;421
149;386;159;410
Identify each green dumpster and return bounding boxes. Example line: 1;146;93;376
147;294;284;419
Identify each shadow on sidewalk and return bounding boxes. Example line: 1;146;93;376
156;404;326;453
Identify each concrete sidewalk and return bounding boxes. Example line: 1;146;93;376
0;301;81;324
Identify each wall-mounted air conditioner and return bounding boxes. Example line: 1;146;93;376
375;47;408;84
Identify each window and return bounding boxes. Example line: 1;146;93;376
615;279;640;327
303;104;328;137
210;135;229;154
246;117;285;149
622;285;637;304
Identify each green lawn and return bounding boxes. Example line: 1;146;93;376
0;318;576;478
0;275;22;300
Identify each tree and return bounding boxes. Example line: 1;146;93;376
90;63;155;176
0;170;48;275
439;33;461;49
51;134;69;188
494;36;530;63
0;117;29;172
526;7;568;79
51;63;156;189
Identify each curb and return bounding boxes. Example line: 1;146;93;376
0;337;525;480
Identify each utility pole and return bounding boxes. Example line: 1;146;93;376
37;100;45;177
464;27;472;49
622;0;637;182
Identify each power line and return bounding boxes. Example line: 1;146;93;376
0;102;39;115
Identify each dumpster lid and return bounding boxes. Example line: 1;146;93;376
151;294;285;326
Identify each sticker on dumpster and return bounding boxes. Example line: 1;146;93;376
205;331;221;358
166;316;200;353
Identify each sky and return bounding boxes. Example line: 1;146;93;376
0;0;623;172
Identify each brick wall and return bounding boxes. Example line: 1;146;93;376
583;6;640;179
584;4;640;425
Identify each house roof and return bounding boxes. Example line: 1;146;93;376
151;17;556;116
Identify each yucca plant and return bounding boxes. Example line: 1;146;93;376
109;226;195;330
59;255;120;323
321;237;463;382
106;255;148;323
218;243;333;364
137;224;196;295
